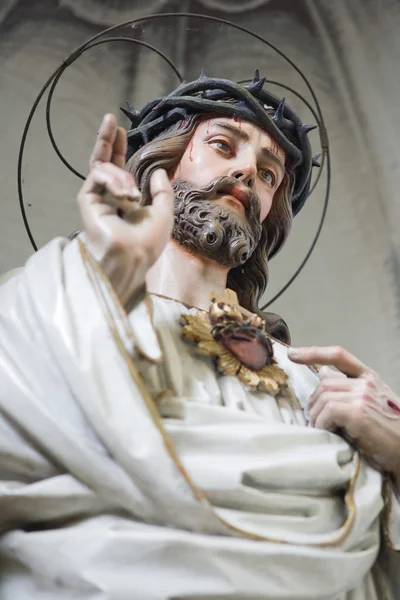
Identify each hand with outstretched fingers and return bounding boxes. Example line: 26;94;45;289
77;114;174;307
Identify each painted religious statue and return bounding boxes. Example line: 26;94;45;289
0;72;400;599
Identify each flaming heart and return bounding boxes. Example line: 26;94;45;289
216;325;274;372
181;290;289;394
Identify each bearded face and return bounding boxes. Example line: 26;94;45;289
171;176;262;268
128;115;287;270
168;116;286;268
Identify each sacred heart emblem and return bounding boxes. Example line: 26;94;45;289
216;325;274;371
181;289;288;394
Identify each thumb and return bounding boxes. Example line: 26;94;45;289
150;169;174;212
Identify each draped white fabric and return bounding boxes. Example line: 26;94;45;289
0;237;399;598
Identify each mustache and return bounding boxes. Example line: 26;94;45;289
171;176;261;221
170;176;263;268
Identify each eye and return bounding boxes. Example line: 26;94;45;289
208;139;233;154
260;168;276;187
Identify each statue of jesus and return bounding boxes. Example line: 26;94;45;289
0;72;400;599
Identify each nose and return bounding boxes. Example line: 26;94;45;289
228;163;256;188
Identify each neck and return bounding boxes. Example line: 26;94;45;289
146;240;229;310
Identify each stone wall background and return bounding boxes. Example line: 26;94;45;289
1;0;400;387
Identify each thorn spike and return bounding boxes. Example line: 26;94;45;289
126;100;137;114
120;107;135;120
274;97;286;124
199;69;206;80
120;101;140;125
253;68;260;82
247;76;266;95
299;123;317;139
312;152;322;167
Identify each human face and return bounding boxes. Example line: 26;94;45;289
173;117;286;223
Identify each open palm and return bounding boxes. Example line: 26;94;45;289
77;114;174;307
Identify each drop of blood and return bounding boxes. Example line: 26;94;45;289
188;140;194;162
387;399;400;415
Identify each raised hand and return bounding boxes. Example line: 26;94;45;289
77;114;174;307
288;345;400;488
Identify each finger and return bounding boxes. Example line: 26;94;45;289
314;400;355;432
308;378;360;410
111;127;128;169
319;366;347;380
309;392;355;429
150;169;174;212
79;167;132;207
80;162;137;201
94;162;137;193
287;346;368;378
89;114;118;170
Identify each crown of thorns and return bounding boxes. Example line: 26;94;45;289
121;69;319;216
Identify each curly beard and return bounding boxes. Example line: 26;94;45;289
171;176;262;268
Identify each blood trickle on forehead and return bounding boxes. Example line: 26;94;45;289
270;139;281;158
188;140;194;162
232;114;242;129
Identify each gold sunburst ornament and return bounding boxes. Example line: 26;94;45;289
181;290;288;394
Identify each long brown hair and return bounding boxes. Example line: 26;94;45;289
126;114;294;343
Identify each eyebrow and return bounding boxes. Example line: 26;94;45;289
211;121;285;176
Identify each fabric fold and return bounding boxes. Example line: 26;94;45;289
0;237;397;599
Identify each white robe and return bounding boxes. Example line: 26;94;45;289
0;237;399;599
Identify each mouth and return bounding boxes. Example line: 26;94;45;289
219;185;250;210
